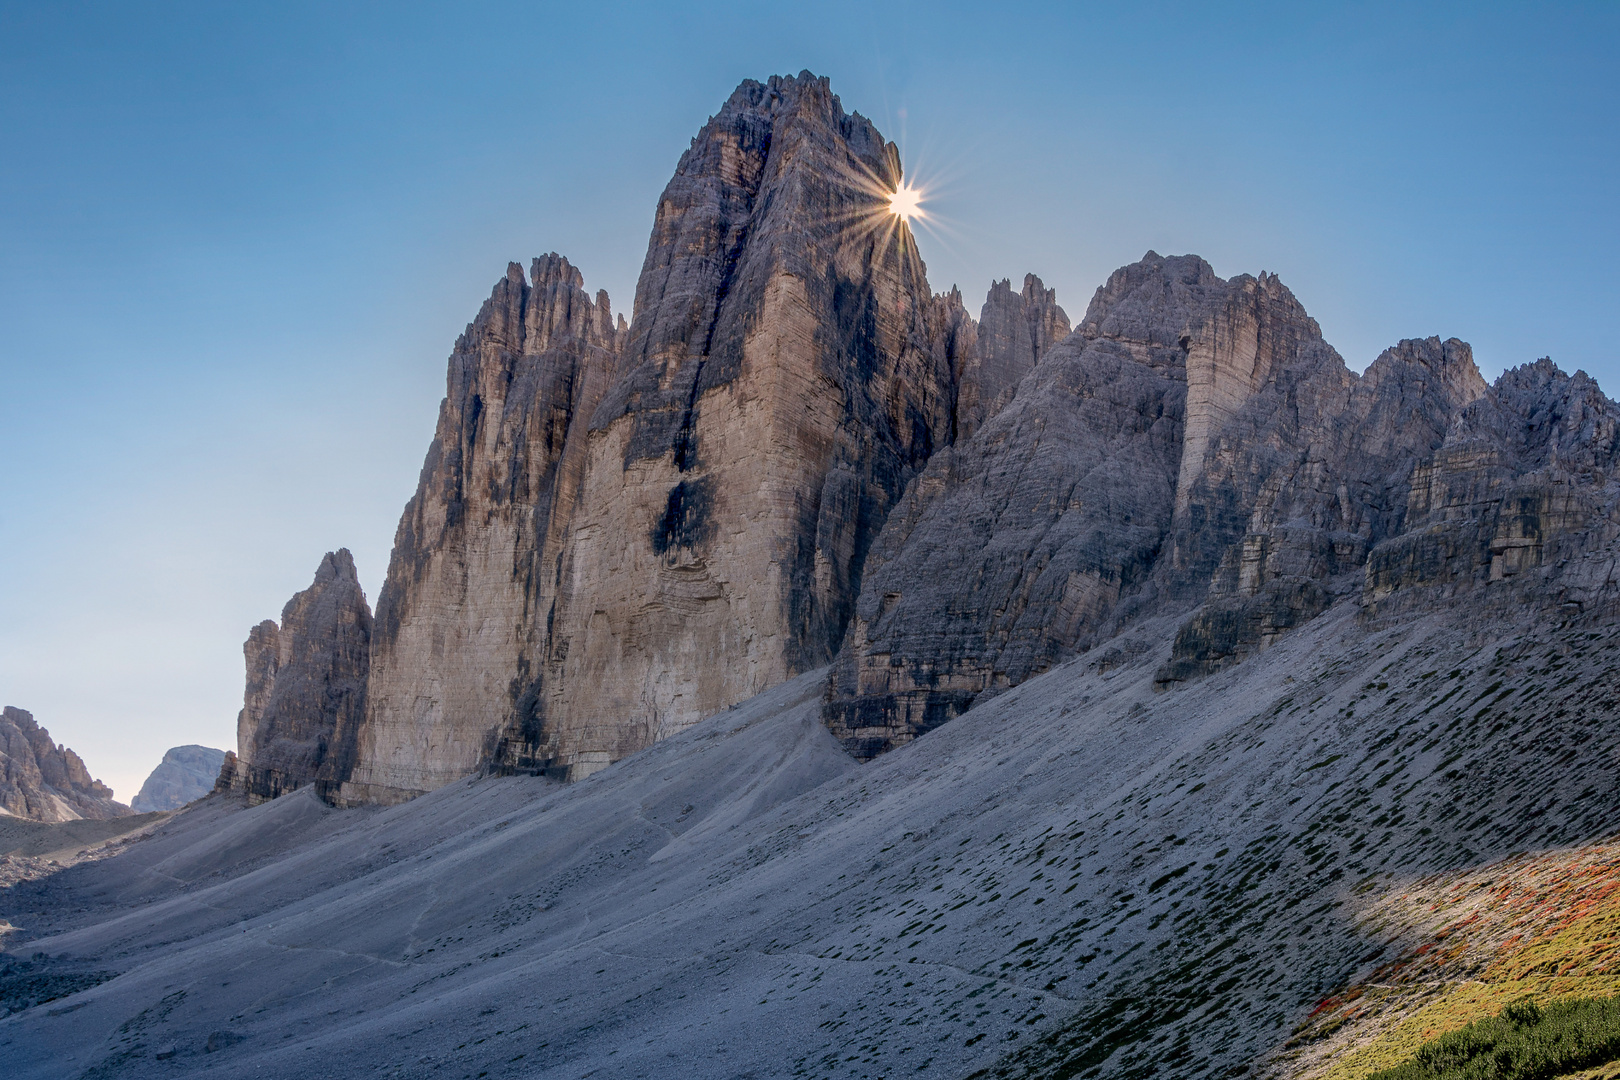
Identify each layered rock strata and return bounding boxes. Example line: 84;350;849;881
0;707;129;822
494;72;959;783
1364;356;1620;611
1150;334;1489;683
241;73;1620;801
825;255;1493;755
130;745;226;813
218;550;372;803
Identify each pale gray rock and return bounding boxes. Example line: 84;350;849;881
130;746;226;813
1154;335;1488;683
345;73;1070;799
827;253;1345;755
341;254;622;803
954;273;1070;441
220;549;372;803
1365;355;1620;610
824;252;1511;753
10;588;1620;1079
518;70;963;782
0;707;129;822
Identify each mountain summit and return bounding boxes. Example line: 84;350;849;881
9;71;1620;1080
216;74;1620;816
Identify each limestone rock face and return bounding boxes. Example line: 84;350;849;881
0;707;129;822
824;255;1495;755
1152;335;1488;683
954;274;1070;441
505;71;961;782
315;72;1083;800
340;257;622;801
130;745;226;813
338;72;1590;796
221;549;372;803
1365;356;1620;610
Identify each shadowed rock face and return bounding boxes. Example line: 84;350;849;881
220;550;372;803
954;273;1070;442
509;71;962;782
823;255;1501;756
130;746;226;813
286;72;1620;801
0;707;128;822
1365;356;1620;611
825;254;1333;754
1154;335;1489;683
333;72;1067;799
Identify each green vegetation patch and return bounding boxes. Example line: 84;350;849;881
1368;996;1620;1080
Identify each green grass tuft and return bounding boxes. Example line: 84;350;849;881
1368;996;1620;1080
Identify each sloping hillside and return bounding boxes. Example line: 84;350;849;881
1269;836;1620;1079
5;585;1620;1078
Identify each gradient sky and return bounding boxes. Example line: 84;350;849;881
2;1;1616;801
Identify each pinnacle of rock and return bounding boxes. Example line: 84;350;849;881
219;548;371;803
228;73;1620;803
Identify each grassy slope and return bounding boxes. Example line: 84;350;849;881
1274;840;1620;1078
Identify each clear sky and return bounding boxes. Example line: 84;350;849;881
2;1;1616;802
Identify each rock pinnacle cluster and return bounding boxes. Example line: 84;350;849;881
222;71;1620;815
12;70;1620;1080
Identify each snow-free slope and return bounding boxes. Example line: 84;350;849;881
6;593;1620;1079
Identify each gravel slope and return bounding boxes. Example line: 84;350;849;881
4;598;1620;1079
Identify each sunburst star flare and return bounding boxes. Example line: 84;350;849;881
887;181;924;221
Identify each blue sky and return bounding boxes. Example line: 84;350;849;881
2;1;1616;800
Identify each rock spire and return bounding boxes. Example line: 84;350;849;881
218;549;372;803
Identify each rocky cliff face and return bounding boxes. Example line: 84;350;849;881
334;72;1062;799
953;273;1070;442
1150;335;1488;681
337;256;621;802
1363;356;1620;612
0;707;129;822
261;72;1620;804
219;549;372;803
825;255;1330;754
511;72;962;782
130;745;226;813
823;255;1502;756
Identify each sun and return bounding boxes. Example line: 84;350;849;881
888;182;924;221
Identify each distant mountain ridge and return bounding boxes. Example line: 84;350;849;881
0;706;128;822
130;745;225;813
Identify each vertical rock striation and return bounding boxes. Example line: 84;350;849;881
336;256;623;802
332;72;1586;795
220;549;372;803
954;274;1070;442
1364;356;1620;611
1153;334;1487;682
510;71;961;781
335;72;1063;799
0;707;129;822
